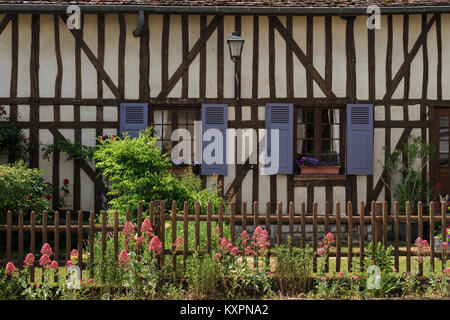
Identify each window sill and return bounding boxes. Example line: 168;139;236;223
294;174;346;181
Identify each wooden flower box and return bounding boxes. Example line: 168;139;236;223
300;166;341;175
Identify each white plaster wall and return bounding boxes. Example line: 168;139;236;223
149;14;163;98
167;14;182;98
294;187;307;214
274;17;287;98
241;16;253;99
331;16;346;98
241;169;253;208
124;14;140;99
375;15;388;99
103;14;119;99
355;16;369;100
312;16;326;98
292;16;307;98
391;14;405;99
257;16;269;99
276;175;288;213
408;14;423;100
188;15;200;98
314;186;326;215
0;14;11;97
333;187;346;214
59;17;75;98
17;15;31;97
81;14;98;99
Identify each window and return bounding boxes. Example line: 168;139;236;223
295;107;343;173
152;108;201;164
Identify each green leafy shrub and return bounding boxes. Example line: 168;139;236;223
0;161;51;219
93;128;192;219
0;106;28;160
185;252;221;299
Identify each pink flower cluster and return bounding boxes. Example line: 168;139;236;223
317;232;335;257
140;219;154;237
415;237;430;263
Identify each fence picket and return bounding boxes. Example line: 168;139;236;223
160;200;166;266
89;211;94;279
347;201;353;272
406;201;411;273
6;211;11;261
371;201;376;248
195;201;200;249
42;210;47;245
206;202;212;254
18;210;24;263
113;211;119;259
172;200;178;269
324;201;329;273
219;202;224;237
335;202;341;272
54;211;59;263
266;202;271;240
313;202;318;272
394;201;399;271
137;201;143;237
289;201;294;248
253;201;258;235
183;201;189;266
277;202;282;246
441;202;446;270
382;201;388;246
300;202;306;248
430;201;435;271
30;211;36;282
359;201;364;270
242;202;247;233
418;201;423;275
78;211;83;269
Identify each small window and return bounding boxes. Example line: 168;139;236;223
151;108;201;164
295;107;343;173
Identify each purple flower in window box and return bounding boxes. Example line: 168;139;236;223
297;156;341;175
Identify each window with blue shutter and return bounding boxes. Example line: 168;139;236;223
346;104;374;175
265;103;294;175
119;103;148;138
201;104;228;175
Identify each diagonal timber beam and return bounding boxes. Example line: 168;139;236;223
49;128;108;197
59;14;123;99
383;14;437;101
157;15;223;98
0;14;12;36
270;16;336;99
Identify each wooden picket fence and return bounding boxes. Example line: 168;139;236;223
0;200;448;279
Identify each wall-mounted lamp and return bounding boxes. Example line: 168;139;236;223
227;31;245;100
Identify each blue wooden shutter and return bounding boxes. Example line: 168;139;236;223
346;104;374;175
201;104;228;175
265;103;294;175
119;103;148;138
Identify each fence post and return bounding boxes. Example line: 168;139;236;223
430;201;435;271
137;200;143;237
382;201;388;246
418;201;423;276
89;211;95;279
253;201;258;235
289;201;294;248
347;201;353;272
195;201;201;249
206;201;212;254
394;201;399;271
336;202;341;273
18;210;24;263
441;201;447;271
42;210;48;245
6;210;11;262
324;201;329;273
172;200;178;270
53;211;59;263
219;202;224;237
277;202;282;246
160;200;166;266
113;211;119;260
359;201;365;270
406;201;411;273
242;202;247;233
300;202;306;248
313;202;318;272
371;201;376;248
30;211;36;282
78;211;83;269
265;202;271;240
183;201;189;266
65;211;71;262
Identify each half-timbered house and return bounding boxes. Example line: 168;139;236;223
0;0;449;216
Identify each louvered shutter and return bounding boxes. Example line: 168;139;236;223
201;104;228;175
119;103;148;138
346;104;374;175
265;103;294;175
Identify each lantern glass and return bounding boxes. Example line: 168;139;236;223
227;31;244;61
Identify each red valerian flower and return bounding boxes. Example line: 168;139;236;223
39;254;51;267
45;194;52;200
24;253;35;267
118;250;129;266
173;236;183;251
63;179;70;185
123;221;135;239
5;262;16;275
50;261;58;270
149;236;162;255
65;260;73;268
40;243;53;256
71;249;79;257
140;219;153;237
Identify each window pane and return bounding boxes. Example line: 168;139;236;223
321;139;330;153
440;153;449;166
439;115;449;128
305;109;315;123
321;124;331;139
321;109;329;123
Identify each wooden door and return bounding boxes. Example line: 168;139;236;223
435;109;450;197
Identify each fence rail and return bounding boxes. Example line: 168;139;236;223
0;200;449;279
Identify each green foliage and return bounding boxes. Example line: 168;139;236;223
93;128;192;219
275;241;314;295
185;252;221;299
364;242;394;273
0;161;51;219
0;106;28;160
380;135;435;214
42;138;96;162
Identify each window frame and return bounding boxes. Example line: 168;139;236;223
293;105;346;175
